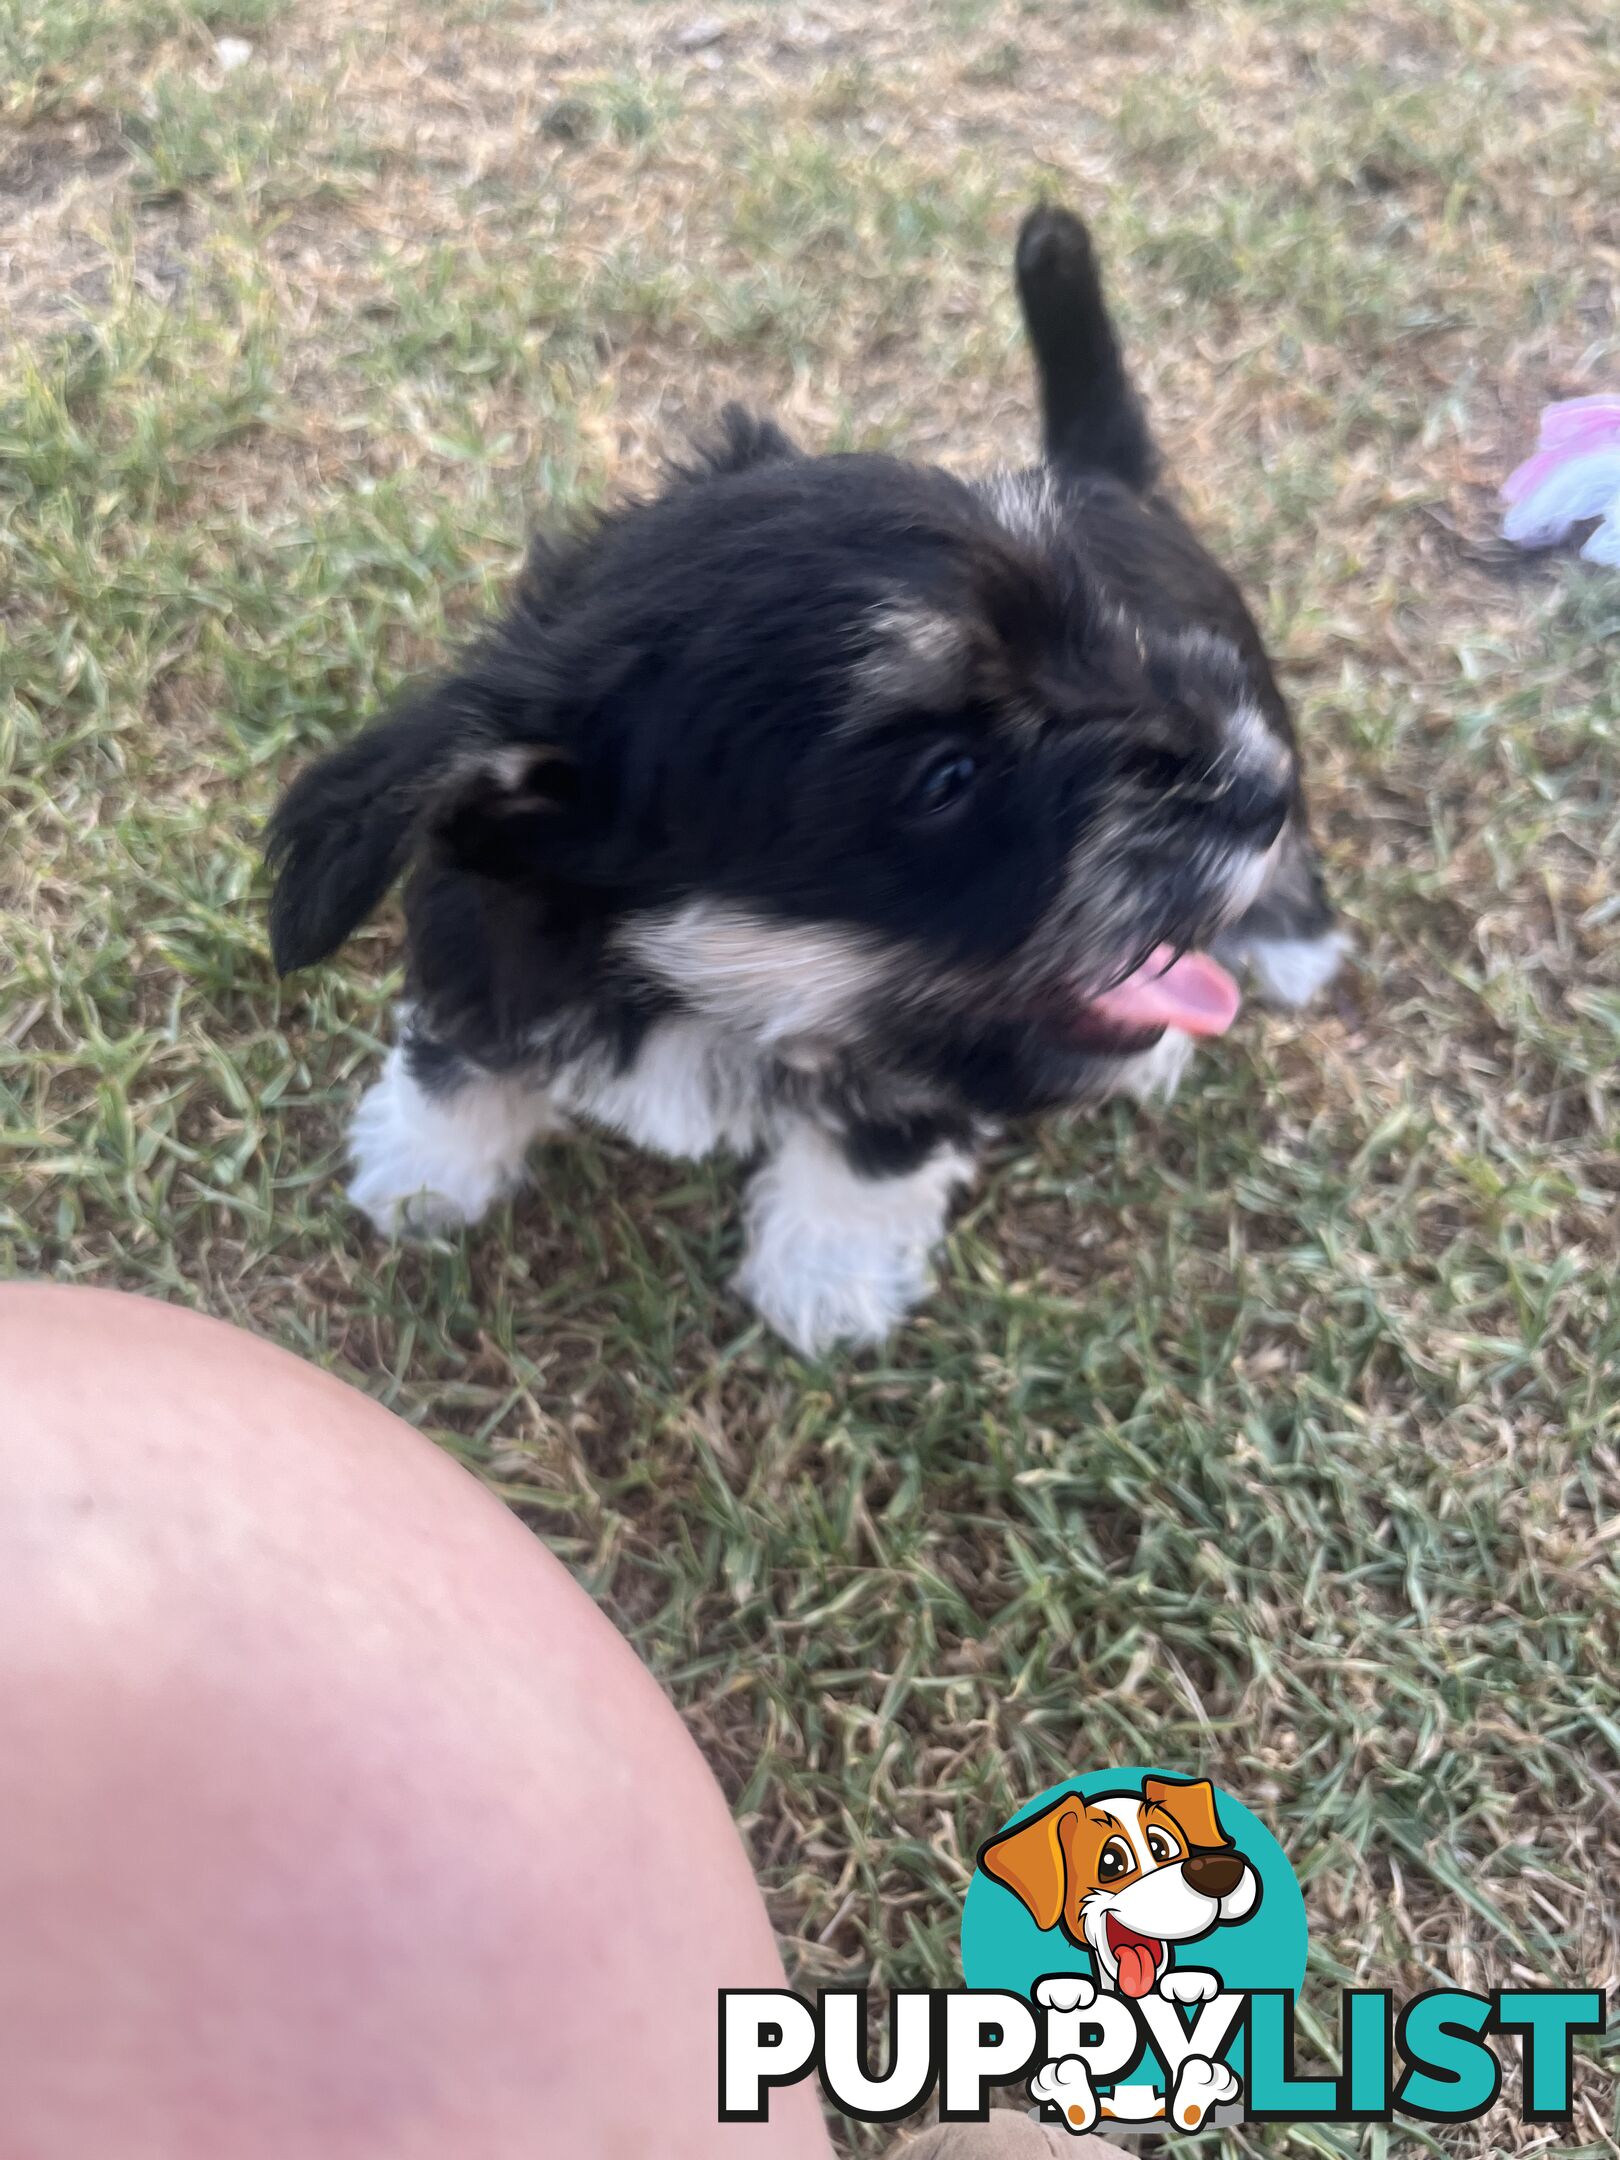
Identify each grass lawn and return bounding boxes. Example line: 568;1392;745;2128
2;0;1617;2148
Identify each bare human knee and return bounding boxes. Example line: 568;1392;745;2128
0;1286;832;2160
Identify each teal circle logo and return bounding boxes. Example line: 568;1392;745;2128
961;1768;1306;2105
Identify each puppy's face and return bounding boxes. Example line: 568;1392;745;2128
269;428;1299;1110
978;1776;1261;1999
597;453;1293;1099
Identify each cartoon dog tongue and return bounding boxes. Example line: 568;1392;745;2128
1110;1924;1162;1999
1085;947;1241;1039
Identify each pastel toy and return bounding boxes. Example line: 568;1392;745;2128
1501;394;1620;565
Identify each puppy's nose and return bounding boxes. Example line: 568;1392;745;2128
1184;1852;1246;1898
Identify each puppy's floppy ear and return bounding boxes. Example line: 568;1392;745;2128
1142;1776;1231;1851
268;710;583;973
977;1797;1079;1932
266;689;461;976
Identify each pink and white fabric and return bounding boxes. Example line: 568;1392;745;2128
1501;394;1620;565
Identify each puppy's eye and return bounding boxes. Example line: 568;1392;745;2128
1098;1837;1133;1882
1145;1827;1181;1864
907;750;980;817
1130;745;1190;795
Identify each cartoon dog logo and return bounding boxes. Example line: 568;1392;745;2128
977;1774;1260;2132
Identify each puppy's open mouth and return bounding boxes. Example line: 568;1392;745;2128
1105;1915;1167;1999
1051;946;1242;1054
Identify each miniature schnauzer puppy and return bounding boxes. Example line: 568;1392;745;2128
267;205;1343;1356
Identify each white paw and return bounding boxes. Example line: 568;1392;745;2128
1169;2054;1240;2130
1241;928;1348;1009
1157;1967;1220;2005
733;1226;935;1356
348;1153;510;1236
345;1046;549;1238
1030;2054;1098;2135
1034;1975;1097;2014
1110;1026;1197;1105
736;1129;972;1357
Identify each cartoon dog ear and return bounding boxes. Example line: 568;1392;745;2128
1142;1777;1231;1851
977;1799;1079;1932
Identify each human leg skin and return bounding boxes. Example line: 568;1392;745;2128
0;1285;834;2160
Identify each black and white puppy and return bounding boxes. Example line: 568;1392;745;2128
267;206;1343;1355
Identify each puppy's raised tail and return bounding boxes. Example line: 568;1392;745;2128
1016;203;1158;492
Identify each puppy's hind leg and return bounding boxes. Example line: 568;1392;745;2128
734;1119;975;1358
346;1020;564;1237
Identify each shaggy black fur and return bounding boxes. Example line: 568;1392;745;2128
268;204;1334;1161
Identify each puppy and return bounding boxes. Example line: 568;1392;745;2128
267;205;1343;1356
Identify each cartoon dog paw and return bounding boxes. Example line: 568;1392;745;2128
1169;2054;1240;2130
1031;2054;1099;2135
1158;1966;1221;2005
1033;1975;1097;2014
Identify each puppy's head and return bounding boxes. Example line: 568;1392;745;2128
977;1777;1260;1998
267;410;1296;1099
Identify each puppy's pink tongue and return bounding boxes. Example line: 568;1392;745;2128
1115;1941;1160;1999
1086;947;1241;1039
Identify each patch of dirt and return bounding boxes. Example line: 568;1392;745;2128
0;125;126;209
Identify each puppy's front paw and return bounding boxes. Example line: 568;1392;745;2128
345;1048;533;1238
736;1128;970;1357
1240;927;1349;1010
1111;1026;1197;1105
348;1155;505;1237
1168;2054;1240;2130
348;1088;514;1237
1034;1975;1097;2014
733;1226;933;1357
1157;1967;1220;2005
1029;2054;1099;2135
